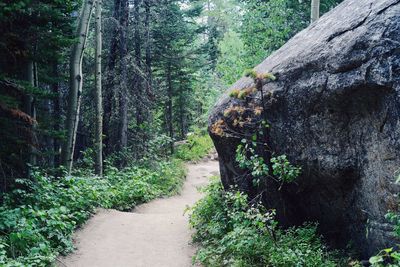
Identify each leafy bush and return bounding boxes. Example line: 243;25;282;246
0;159;186;266
174;132;214;161
271;155;301;183
235;137;301;187
369;171;400;266
188;178;339;267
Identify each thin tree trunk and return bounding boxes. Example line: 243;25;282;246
23;61;34;120
179;97;185;139
44;92;54;167
118;0;129;152
32;61;38;166
166;63;174;154
311;0;320;23
103;0;121;155
144;0;153;98
178;81;186;139
23;59;37;175
61;0;94;174
134;0;143;126
95;0;103;176
52;62;61;167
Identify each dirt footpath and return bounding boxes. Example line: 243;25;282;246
59;160;219;267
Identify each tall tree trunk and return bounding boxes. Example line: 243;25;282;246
179;98;185;139
61;0;94;174
52;62;61;167
23;60;34;123
118;0;129;153
134;0;143;126
44;92;54;167
95;0;103;176
311;0;320;23
23;59;37;175
166;63;174;154
178;82;186;140
103;0;121;155
144;0;153;98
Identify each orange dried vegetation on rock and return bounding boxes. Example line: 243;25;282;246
211;119;226;137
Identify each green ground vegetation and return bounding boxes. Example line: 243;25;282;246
188;178;342;267
0;133;212;266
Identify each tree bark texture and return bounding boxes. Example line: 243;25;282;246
134;0;143;126
103;0;121;155
144;0;153;98
166;63;174;154
311;0;320;23
95;0;103;176
61;0;94;174
118;0;129;152
52;62;61;167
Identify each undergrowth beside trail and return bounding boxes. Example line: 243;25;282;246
188;177;343;267
0;132;212;266
174;132;214;162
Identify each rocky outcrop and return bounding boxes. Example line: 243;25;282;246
209;0;400;257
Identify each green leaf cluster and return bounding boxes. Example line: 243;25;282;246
235;138;301;186
271;155;301;183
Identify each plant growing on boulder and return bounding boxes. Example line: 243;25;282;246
235;136;301;188
244;69;277;81
243;69;258;79
271;155;301;183
228;70;276;101
229;89;240;98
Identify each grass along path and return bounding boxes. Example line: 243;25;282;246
59;159;219;267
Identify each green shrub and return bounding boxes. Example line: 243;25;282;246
0;159;186;266
235;137;301;187
174;132;214;161
369;171;400;266
188;178;339;267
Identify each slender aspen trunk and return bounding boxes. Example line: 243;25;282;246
311;0;320;23
62;0;94;174
95;0;103;176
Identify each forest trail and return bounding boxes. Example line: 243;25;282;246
59;159;220;267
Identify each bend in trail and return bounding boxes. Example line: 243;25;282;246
59;159;219;267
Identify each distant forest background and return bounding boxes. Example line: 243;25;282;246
0;0;341;189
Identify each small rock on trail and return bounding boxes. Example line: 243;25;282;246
59;160;219;267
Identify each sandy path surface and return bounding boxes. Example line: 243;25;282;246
59;159;219;267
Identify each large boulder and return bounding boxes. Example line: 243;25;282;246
209;0;400;257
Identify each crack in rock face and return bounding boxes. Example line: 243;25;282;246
208;0;400;257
